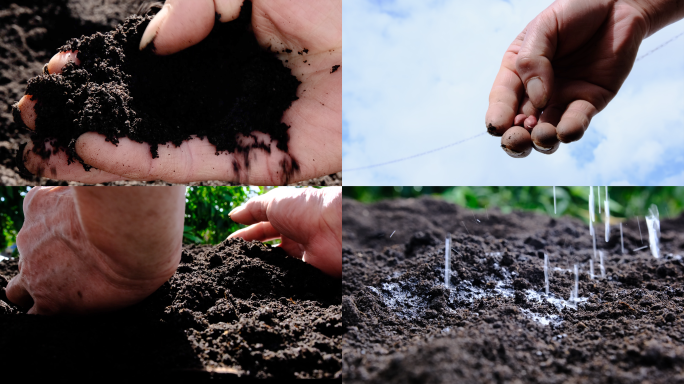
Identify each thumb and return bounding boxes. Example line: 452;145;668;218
515;12;557;109
139;0;216;55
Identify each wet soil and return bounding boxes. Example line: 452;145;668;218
342;196;684;383
0;238;342;379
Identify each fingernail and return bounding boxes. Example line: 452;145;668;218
139;4;170;51
46;50;80;75
526;78;547;108
228;205;243;217
16;95;37;131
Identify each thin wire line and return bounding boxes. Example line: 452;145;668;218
343;30;682;173
343;132;487;172
635;31;684;62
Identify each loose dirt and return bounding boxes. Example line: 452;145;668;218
343;197;684;383
0;0;337;186
0;238;342;379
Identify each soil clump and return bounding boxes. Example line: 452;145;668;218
22;1;300;172
343;196;684;383
1;0;335;186
0;238;341;379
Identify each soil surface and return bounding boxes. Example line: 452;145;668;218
342;197;684;383
0;238;342;379
0;0;337;186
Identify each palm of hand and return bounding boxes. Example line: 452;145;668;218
23;1;341;184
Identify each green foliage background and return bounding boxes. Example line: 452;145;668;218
343;187;684;222
0;187;26;256
183;186;269;244
0;187;273;256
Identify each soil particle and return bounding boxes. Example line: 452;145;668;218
0;238;341;378
343;196;684;383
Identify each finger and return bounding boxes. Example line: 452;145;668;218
279;236;305;259
23;140;126;183
214;0;243;22
485;61;523;136
524;115;538;130
5;275;34;309
531;122;560;154
518;96;540;117
515;13;557;109
501;126;532;158
76;133;286;183
75;133;236;182
228;222;281;242
229;196;271;225
46;50;80;74
140;0;216;55
556;100;598;143
14;95;37;130
513;114;526;127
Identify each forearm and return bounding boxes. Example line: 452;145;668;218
629;0;684;37
73;186;186;280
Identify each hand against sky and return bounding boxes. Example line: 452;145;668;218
485;0;680;157
17;0;341;184
5;187;185;315
228;187;342;278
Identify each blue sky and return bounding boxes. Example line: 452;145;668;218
342;0;684;186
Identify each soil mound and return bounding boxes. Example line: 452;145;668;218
0;238;341;379
343;197;684;383
22;0;300;171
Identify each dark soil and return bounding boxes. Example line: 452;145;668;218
1;0;335;186
23;0;300;170
0;0;146;185
342;196;684;383
0;238;341;379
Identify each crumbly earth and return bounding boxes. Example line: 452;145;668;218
0;238;342;379
342;197;684;384
0;0;336;186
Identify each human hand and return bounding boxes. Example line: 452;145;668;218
17;0;341;184
227;187;342;278
5;186;184;315
485;0;656;157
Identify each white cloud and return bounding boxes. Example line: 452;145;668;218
343;0;684;186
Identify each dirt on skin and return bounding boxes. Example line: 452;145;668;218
342;196;684;384
20;0;302;181
0;238;342;379
1;0;339;187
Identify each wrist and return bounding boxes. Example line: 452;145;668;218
627;0;684;37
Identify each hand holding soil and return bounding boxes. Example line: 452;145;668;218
16;0;342;184
486;0;684;158
229;187;342;278
5;186;185;314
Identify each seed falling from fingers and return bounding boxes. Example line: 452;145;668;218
590;259;595;280
599;251;606;278
604;187;610;242
645;204;661;259
553;186;556;214
444;234;451;288
544;253;549;295
620;223;625;254
637;217;644;244
390;231;395;238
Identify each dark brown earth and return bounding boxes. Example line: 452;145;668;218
342;196;684;383
25;1;300;169
0;0;338;186
0;238;342;379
